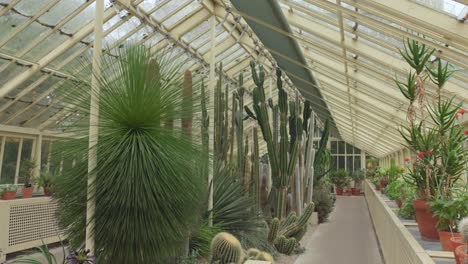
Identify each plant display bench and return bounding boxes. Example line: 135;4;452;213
364;180;436;264
0;197;63;262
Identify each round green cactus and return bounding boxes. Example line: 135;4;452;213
255;252;274;261
210;232;244;264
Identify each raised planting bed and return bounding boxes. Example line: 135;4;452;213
364;180;456;264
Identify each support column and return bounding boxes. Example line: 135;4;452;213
207;14;217;227
85;0;104;254
14;138;23;184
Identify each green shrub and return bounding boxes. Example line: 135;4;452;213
329;169;349;188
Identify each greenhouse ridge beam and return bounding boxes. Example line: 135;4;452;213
229;0;339;136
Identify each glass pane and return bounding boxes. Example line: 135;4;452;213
354;156;361;172
41;140;50;171
338;156;345;170
346;143;353;155
354;146;361;155
331;141;337;154
1;137;19;184
338;141;345;154
17;139;34;184
347;156;353;172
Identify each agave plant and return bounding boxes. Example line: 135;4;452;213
52;45;206;263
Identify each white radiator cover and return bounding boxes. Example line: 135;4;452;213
0;197;64;261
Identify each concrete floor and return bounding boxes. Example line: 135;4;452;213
295;196;384;264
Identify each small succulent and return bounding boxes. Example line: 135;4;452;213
0;184;18;193
66;249;96;264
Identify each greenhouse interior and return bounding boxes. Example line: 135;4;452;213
0;0;467;263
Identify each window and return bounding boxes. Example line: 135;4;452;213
330;140;365;173
0;137;20;184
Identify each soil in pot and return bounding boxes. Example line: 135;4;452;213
335;187;343;196
22;186;34;198
455;245;468;264
438;231;460;251
396;199;402;208
2;191;17;200
413;199;439;240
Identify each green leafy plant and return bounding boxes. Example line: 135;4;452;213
352;169;366;189
386;179;406;201
312;186;334;223
429;190;468;232
52;45;206;263
0;184;18;193
11;244;62;264
19;159;36;188
399;196;416;220
329;170;349;188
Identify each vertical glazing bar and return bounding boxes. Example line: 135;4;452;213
0;137;5;181
14;138;23;184
86;0;104;254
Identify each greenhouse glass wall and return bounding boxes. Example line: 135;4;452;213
0;0;467;263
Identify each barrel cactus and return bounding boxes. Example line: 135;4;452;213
246;248;261;259
210;232;244;264
255;252;274;261
460;217;468;243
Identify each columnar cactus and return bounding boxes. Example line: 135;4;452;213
252;127;260;207
268;218;280;243
236;74;245;179
182;69;193;135
459;217;468;244
210;232;244;264
274;236;296;255
245;62;299;219
283;203;314;237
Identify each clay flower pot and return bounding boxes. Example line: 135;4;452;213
450;237;466;264
22;186;34;198
345;189;352;196
335;187;343;196
380;179;389;188
455;245;468;264
413;199;439;240
43;187;51;196
2;190;17;200
352;188;361;196
396;199;403;208
376;185;381;191
438;231;460;251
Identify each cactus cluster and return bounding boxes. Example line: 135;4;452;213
267;203;315;255
246;248;274;262
245;62;300;219
210;232;244;264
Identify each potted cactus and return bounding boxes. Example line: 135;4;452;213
330;170;349;195
453;218;468;264
1;184;18;200
20;159;36;198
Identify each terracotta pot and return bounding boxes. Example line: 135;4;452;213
43;187;51;196
352;188;361;196
396;199;402;208
438;231;460;251
455;245;468;264
335;187;343;196
2;190;17;200
22;186;34;198
380;179;389;188
376;185;381;191
345;189;352;196
413;199;439;240
451;237;467;264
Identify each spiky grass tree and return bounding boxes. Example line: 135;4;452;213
52;45;205;263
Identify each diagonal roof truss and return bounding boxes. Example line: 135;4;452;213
0;0;466;157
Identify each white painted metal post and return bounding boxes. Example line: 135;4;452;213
207;14;217;227
85;0;104;254
14;138;23;184
0;137;5;181
360;151;366;170
33;135;42;178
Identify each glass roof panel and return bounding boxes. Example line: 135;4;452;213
412;0;466;16
151;0;189;22
163;1;201;28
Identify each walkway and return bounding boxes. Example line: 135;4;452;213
296;196;384;264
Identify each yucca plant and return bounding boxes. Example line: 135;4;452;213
52;45;206;263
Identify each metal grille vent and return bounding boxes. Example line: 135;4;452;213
8;201;62;246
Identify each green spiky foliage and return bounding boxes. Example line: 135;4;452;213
274;236;296;255
397;39;467;201
210;232;244;264
189;223;223;257
212;164;265;238
245;62;299;219
52;45;206;263
11;244;65;264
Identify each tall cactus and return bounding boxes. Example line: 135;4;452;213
235;74;245;179
268;218;280;243
201;79;209;170
210;232;244;264
274;236;296;255
182;70;193;136
252;127;260;208
245;62;299;219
